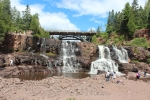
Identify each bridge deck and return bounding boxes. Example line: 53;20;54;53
49;31;96;36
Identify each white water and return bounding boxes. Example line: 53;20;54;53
89;45;128;75
40;54;54;72
112;45;129;63
61;41;80;73
41;38;46;54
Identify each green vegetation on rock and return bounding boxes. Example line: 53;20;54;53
126;38;149;48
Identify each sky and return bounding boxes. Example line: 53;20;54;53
10;0;146;32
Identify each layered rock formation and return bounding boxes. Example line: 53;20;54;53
1;33;150;77
76;42;98;69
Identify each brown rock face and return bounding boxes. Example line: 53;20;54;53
76;42;98;69
134;29;150;41
2;33;61;54
3;33;32;52
123;46;150;61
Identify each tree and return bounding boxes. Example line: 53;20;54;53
91;35;97;43
147;10;150;29
22;5;32;30
1;0;12;32
127;8;136;39
96;26;101;37
30;13;40;34
106;10;115;35
119;2;130;40
11;6;21;32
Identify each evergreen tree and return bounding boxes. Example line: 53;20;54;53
96;26;101;37
127;8;136;39
22;5;32;31
119;2;130;40
147;10;150;29
137;6;145;29
106;10;115;35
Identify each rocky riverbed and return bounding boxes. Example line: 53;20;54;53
0;72;150;100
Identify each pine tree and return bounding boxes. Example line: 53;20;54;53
147;10;150;29
22;5;32;31
127;8;136;39
96;26;101;37
106;10;115;35
120;2;130;40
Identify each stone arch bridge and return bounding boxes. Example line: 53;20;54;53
49;31;96;42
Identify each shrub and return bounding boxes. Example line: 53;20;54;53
92;35;97;43
133;48;139;54
127;38;149;48
147;58;150;63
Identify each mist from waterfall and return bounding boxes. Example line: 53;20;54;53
89;45;129;75
60;41;79;73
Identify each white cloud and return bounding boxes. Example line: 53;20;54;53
10;0;80;31
56;0;146;18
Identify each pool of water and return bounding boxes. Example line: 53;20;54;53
8;72;95;81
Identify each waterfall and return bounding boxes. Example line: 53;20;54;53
60;41;79;73
89;45;119;75
112;45;129;63
41;38;46;54
40;54;53;71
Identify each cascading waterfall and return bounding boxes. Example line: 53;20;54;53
90;45;118;74
61;41;79;73
112;45;129;63
40;38;53;71
40;54;53;71
89;45;128;75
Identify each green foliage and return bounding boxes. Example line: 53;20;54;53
46;52;55;56
147;57;150;63
105;32;125;45
127;38;149;48
106;0;150;40
99;32;108;39
133;48;139;54
30;13;40;34
147;58;150;63
66;98;76;100
96;26;101;37
91;35;97;43
127;8;136;39
131;59;139;63
22;5;32;30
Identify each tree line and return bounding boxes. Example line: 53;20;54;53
105;0;150;40
0;0;49;43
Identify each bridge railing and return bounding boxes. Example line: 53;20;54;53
47;30;96;33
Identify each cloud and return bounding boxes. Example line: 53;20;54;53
56;0;146;18
10;0;80;31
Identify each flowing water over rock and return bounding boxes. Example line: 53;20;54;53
60;41;81;73
89;45;129;75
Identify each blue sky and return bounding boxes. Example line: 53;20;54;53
10;0;146;32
